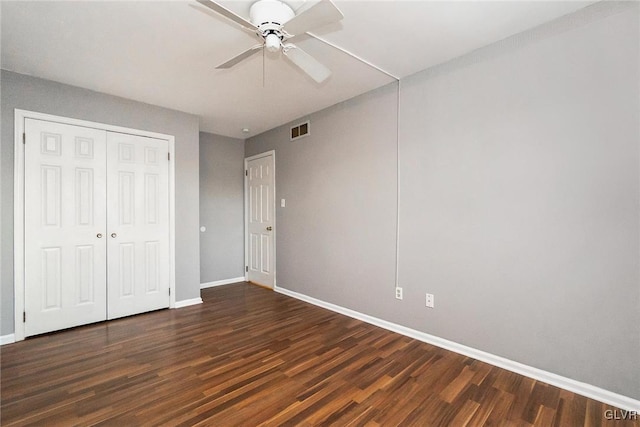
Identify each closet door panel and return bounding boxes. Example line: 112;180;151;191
24;119;108;336
106;132;170;319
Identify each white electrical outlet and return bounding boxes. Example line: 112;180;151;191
426;293;434;308
395;287;403;300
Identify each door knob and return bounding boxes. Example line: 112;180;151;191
266;226;272;231
97;233;103;238
111;233;117;238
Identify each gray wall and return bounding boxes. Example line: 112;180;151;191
199;132;245;283
247;2;640;400
1;70;201;335
0;3;4;337
246;84;399;316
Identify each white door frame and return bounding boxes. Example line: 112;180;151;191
244;150;276;288
13;109;177;342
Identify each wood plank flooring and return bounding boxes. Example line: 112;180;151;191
1;283;637;426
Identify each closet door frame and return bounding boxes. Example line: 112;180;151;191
13;109;176;342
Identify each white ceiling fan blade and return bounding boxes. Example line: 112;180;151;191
196;0;258;31
283;0;343;36
282;43;331;83
216;44;263;69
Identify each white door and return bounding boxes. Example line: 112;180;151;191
106;132;170;319
246;153;275;288
24;119;108;336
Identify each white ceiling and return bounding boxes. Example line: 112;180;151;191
1;0;594;139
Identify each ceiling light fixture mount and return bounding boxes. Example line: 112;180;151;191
249;0;294;53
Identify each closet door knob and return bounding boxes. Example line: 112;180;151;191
111;233;117;238
97;233;103;238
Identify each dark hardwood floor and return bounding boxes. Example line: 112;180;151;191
1;283;637;426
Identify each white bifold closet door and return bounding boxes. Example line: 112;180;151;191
24;119;108;336
106;132;170;319
24;118;170;337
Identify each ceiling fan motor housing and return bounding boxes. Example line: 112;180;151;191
250;0;295;51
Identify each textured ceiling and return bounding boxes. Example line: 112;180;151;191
1;1;594;138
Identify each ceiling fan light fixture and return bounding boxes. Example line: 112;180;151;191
265;33;281;52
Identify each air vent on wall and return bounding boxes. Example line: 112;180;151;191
290;121;310;141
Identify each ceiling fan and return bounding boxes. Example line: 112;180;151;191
196;0;343;83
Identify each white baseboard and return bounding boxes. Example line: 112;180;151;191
275;285;640;412
0;334;16;346
200;277;245;289
174;297;203;308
